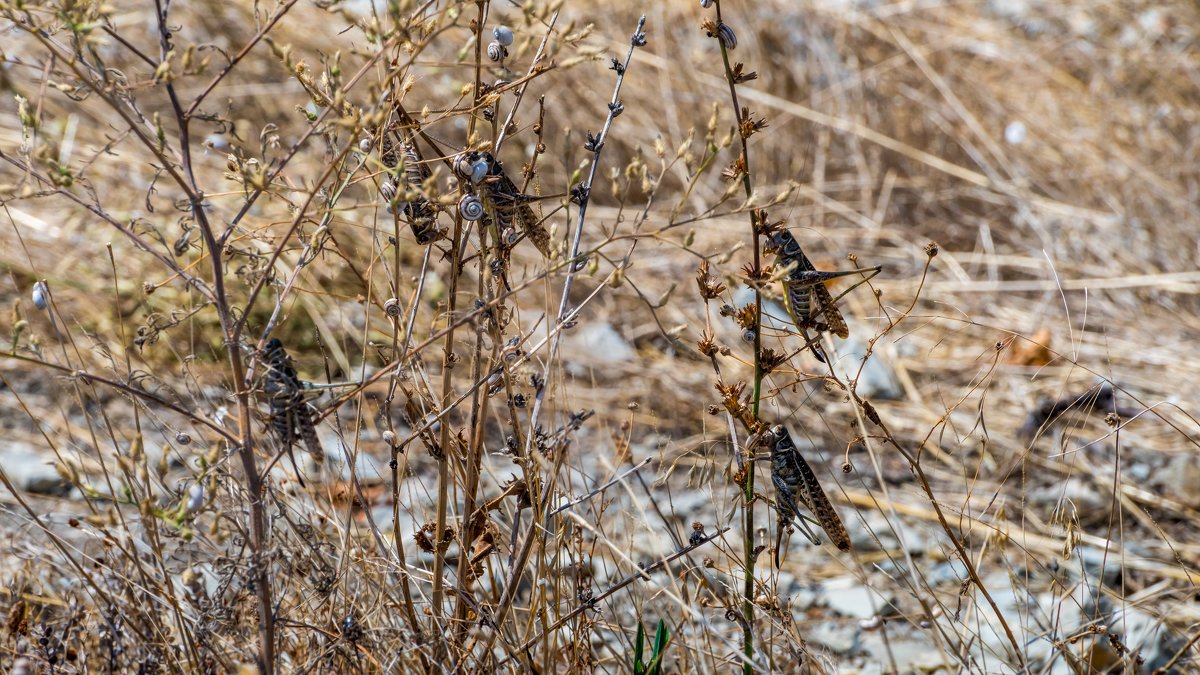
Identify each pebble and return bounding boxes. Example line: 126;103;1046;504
0;441;70;496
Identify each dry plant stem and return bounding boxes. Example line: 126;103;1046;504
495;527;732;668
864;398;1027;667
153;0;274;666
474;16;647;652
712;3;763;671
430;214;466;648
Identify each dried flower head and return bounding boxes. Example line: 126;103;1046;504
696;260;727;300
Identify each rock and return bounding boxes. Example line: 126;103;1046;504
830;331;903;401
0;442;70;496
821;576;895;619
563;323;635;374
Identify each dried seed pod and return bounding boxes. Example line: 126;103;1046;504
31;281;48;310
487;41;508;62
459;194;485;221
379;180;397;202
717;23;737;50
489;257;505;277
384;297;402;317
493;25;514;46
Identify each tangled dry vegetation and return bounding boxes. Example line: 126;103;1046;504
1;0;1199;673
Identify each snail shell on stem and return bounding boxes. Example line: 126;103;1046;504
459;194;485;221
384;297;402;317
717;24;737;50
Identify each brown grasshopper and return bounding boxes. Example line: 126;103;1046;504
756;424;850;566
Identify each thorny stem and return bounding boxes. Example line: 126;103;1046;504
712;2;762;672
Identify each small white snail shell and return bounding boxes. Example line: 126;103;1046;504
453;153;489;184
186;482;205;513
487;372;503;395
384;297;402;317
502;227;519;246
741;329;756;343
700;0;713;6
469;161;488;184
459;194;485;221
717;24;737;50
502;345;521;364
359;138;372;152
379;180;397;202
493;25;514;46
487;42;508;62
176;431;192;445
382;429;396;446
31;281;48;310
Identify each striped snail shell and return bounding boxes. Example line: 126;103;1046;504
487;41;508;62
384;297;402;317
717;23;737;50
700;0;713;6
379;180;398;202
741;329;756;343
458;194;485;221
502;227;519;246
453;153;489;185
493;25;514;47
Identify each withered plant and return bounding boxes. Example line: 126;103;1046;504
4;1;1200;674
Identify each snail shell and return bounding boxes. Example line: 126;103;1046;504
384;297;402;317
453;153;489;184
493;25;514;46
175;431;192;445
502;227;519;246
487;41;508;62
741;329;756;343
459;194;485;221
379;180;397;202
31;281;48;310
717;24;737;50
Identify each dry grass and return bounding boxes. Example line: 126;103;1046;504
1;0;1199;673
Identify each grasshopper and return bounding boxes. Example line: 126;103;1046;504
768;229;880;362
759;424;850;566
